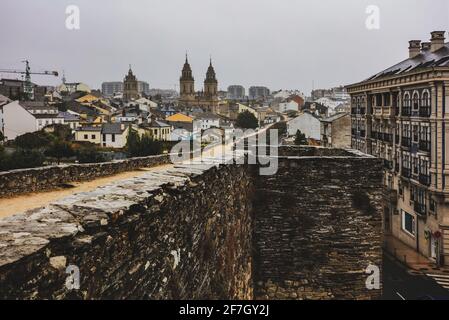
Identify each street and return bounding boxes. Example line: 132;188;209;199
383;252;449;300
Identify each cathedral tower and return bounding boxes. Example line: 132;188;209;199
179;54;195;104
123;65;139;101
204;58;218;97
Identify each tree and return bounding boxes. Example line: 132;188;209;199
236;111;258;129
45;141;75;164
140;134;162;156
14;131;53;149
126;128;142;157
294;130;308;145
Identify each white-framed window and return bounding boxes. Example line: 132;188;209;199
401;210;416;237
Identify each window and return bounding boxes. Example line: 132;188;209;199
412;125;419;142
103;134;106;141
91;134;96;139
402;210;416;236
412;92;420;110
422;90;430;107
84;134;88;139
403;92;411;107
112;134;115;142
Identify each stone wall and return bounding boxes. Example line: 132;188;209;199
0;146;384;300
0;162;253;299
0;154;172;198
253;146;384;300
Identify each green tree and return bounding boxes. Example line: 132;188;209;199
141;134;163;156
14;131;53;149
126;128;142;157
45;141;75;164
294;130;308;145
236;111;258;129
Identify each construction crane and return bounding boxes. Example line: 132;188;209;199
0;60;59;100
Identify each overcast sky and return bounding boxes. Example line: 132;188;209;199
1;0;448;94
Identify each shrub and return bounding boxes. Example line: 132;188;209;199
76;148;106;164
0;149;45;171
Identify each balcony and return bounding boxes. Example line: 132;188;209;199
419;140;431;153
401;137;411;148
419;106;431;118
414;202;427;216
401;167;411;178
419;174;431;186
402;107;411;117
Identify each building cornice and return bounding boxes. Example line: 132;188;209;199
346;67;449;94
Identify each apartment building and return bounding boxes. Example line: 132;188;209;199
347;31;449;266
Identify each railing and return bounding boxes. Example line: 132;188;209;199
419;140;431;152
374;106;382;116
419;107;431;118
419;174;431;186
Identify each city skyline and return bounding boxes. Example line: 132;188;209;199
1;0;448;93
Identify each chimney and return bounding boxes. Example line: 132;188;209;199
421;42;431;52
409;40;421;58
430;31;445;52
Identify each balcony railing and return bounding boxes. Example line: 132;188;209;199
414;202;427;216
419;106;431;118
419;174;431;186
401;167;411;178
419;140;431;152
401;137;411;148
